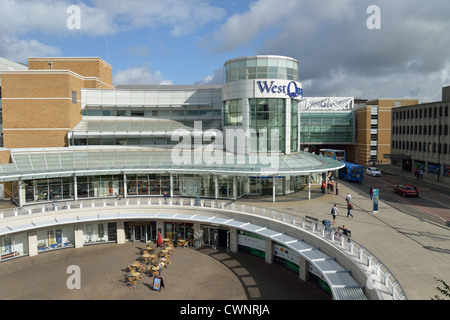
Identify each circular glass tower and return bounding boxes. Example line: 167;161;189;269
222;55;302;155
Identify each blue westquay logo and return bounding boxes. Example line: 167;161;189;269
256;80;302;98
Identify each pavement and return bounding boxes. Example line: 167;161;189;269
0;165;449;301
0;239;330;301
239;166;450;300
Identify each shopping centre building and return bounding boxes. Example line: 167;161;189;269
0;55;356;205
0;55;417;299
0;55;352;260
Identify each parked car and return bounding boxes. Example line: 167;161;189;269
366;167;382;176
393;184;419;197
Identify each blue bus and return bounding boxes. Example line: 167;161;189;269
338;161;364;182
319;149;346;162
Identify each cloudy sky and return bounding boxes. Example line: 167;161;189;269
1;0;449;102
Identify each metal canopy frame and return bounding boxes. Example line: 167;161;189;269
0;147;344;182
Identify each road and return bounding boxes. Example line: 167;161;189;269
352;172;450;226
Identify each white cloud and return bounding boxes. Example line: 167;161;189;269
213;0;300;52
194;68;223;85
113;65;173;85
0;0;115;37
0;36;61;63
210;0;450;101
0;0;225;37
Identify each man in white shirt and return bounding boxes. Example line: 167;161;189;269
345;193;351;203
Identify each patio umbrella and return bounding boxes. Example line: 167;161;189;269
156;231;163;247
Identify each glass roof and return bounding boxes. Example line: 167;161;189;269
0;147;344;182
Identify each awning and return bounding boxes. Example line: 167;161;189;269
0;146;345;182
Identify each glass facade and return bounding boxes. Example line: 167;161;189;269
164;222;194;242
83;223;109;244
17;173;250;205
249;98;285;153
73;136;215;147
0;233;28;260
82;107;221;119
300;112;354;143
224;56;299;83
24;178;74;203
77;175;124;198
223;99;243;126
126;174;170;196
37;227;74;251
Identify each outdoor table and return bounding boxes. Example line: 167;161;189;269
149;254;157;259
132;261;141;267
131;272;140;277
142;254;150;258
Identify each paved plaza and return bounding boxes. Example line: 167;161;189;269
0;239;329;300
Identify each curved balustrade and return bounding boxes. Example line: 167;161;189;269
0;196;406;300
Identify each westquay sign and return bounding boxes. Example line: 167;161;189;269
256;80;303;99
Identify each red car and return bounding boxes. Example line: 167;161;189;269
393;184;419;197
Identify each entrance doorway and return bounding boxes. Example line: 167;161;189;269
125;222;156;242
202;226;229;250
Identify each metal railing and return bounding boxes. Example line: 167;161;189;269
0;196;407;300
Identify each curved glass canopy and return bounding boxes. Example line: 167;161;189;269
0;146;344;182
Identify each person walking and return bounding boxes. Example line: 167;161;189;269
331;204;338;224
345;192;351;203
369;187;373;200
321;180;326;193
346;202;354;218
335;181;339;195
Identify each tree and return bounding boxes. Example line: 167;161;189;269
432;277;450;300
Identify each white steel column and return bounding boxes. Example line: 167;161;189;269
18;179;23;207
272;177;276;202
123;173;127;198
308;174;311;200
73;176;78;201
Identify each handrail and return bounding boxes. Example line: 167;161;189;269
0;196;407;300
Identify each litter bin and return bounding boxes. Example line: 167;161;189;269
322;219;331;232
